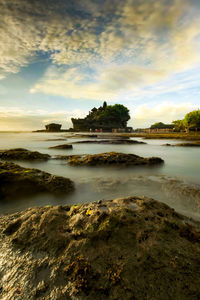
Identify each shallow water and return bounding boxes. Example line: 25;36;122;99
0;132;200;219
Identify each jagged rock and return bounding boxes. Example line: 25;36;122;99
0;148;50;161
49;144;73;149
66;152;164;166
0;197;199;299
72;139;146;145
0;162;74;199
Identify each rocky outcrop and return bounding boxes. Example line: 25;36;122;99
71;102;130;132
0;148;50;161
45;123;62;132
65;152;164;166
72;139;146;145
49;144;73;150
0;196;200;299
0;162;74;199
163;143;200;147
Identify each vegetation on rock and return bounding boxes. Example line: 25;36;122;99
72;139;146;145
71;102;130;131
65;152;164;166
0;162;74;199
0;197;199;299
0;148;50;161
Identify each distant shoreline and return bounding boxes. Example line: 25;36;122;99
1;131;200;141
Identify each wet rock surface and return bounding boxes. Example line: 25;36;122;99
81;175;200;220
0;162;74;200
65;152;164;166
0;148;50;161
0;196;200;299
72;139;146;145
49;144;73;150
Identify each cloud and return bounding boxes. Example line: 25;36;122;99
0;102;198;130
0;0;200;76
132;102;199;128
30;64;168;100
0;106;86;130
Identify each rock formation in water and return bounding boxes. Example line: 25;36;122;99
0;162;74;199
163;142;200;147
49;144;73;150
0;148;51;161
0;196;199;299
72;139;146;145
65;152;164;166
45;123;62;132
71;102;131;132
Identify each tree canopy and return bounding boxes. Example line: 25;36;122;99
184;110;200;130
71;102;130;131
150;122;173;129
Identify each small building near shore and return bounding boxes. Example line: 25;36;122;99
45;123;62;132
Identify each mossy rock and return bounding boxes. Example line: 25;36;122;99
0;148;50;161
0;161;74;199
0;196;199;299
66;152;164;166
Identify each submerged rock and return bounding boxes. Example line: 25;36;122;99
49;144;73;149
44;138;67;141
0;148;50;161
163;142;200;147
66;152;164;166
72;139;146;145
0;196;199;299
0;162;74;199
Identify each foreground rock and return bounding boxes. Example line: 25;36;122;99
0;162;74;199
66;152;164;166
0;197;199;299
49;144;73;150
72;139;146;145
0;148;50;161
163;142;200;147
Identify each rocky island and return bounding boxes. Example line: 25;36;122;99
71;102;131;132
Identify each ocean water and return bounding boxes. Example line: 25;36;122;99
0;132;200;219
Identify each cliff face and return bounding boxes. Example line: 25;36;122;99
71;102;130;131
0;196;200;299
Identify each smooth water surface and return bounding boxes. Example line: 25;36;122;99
0;132;200;218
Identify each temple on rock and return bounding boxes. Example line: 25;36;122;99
71;102;131;132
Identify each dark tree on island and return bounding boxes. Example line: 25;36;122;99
71;102;130;131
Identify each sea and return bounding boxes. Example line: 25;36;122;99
0;131;200;220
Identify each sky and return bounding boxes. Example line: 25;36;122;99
0;0;200;130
